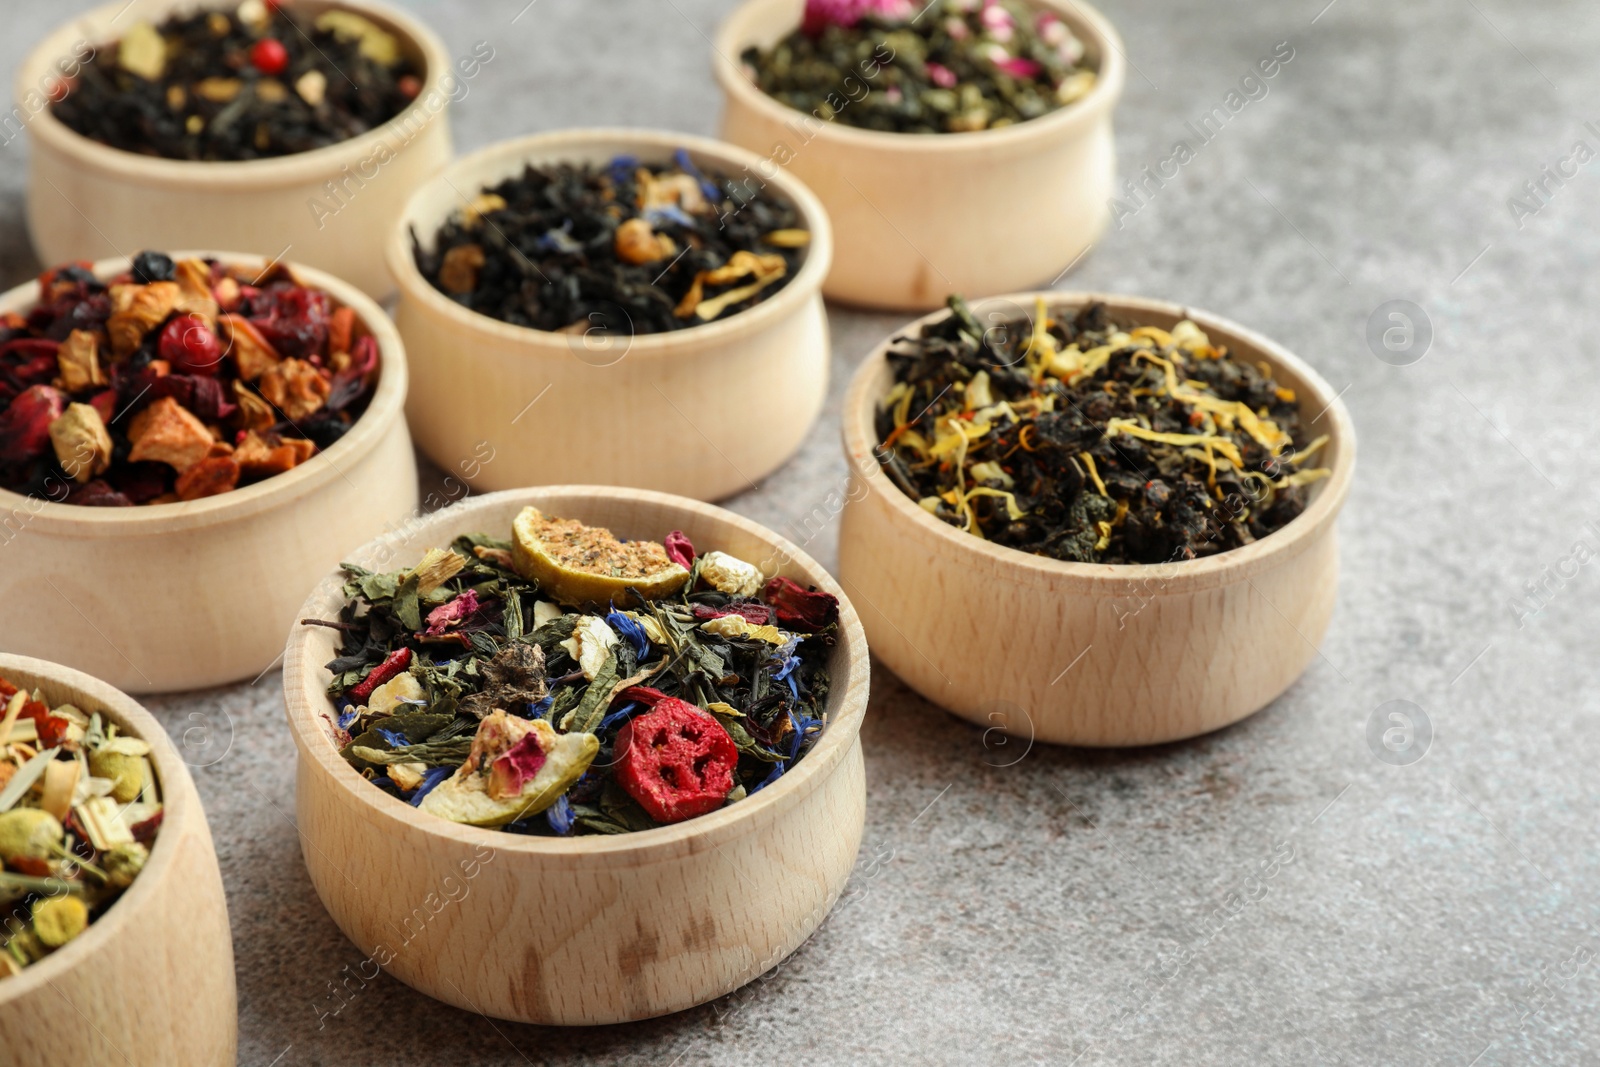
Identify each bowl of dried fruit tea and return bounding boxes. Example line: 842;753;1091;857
386;127;834;502
16;0;457;298
715;0;1124;310
838;293;1356;745
0;654;234;1065
0;250;416;694
283;486;869;1025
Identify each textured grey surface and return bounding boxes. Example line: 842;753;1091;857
3;0;1597;1064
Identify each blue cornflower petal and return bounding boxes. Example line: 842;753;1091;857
547;794;575;835
336;700;359;731
535;220;581;254
673;148;722;203
527;694;554;719
377;728;409;748
606;605;650;661
598;701;641;734
642;203;697;229
750;760;786;794
608;153;641;186
408;766;453;807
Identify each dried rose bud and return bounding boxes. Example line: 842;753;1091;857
663;530;695;570
0;384;66;464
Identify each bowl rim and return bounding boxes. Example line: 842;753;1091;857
282;485;871;862
712;0;1127;154
841;291;1358;593
0;249;410;536
383;127;835;358
0;653;204;1001
15;0;452;190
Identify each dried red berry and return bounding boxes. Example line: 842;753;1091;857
0;384;66;464
615;697;738;824
690;602;774;626
250;38;289;76
398;74;422;99
762;576;839;631
157;314;224;375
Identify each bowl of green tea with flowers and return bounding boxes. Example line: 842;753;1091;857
283;486;869;1025
716;0;1125;309
839;292;1355;745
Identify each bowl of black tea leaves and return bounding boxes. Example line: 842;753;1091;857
387;128;834;502
16;0;459;296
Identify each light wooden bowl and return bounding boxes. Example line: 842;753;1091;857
0;654;235;1066
16;0;454;299
714;0;1125;311
387;128;834;502
282;486;869;1025
0;251;417;694
839;293;1356;746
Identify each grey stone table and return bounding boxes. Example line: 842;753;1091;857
3;0;1596;1063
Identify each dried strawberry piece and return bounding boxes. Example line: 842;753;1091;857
664;530;695;570
131;809;163;844
690;601;774;626
761;576;839;631
0;384;66;464
19;703;72;748
617;685;670;708
348;647;413;703
615;697;738;824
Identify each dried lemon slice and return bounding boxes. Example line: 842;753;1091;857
511;506;689;607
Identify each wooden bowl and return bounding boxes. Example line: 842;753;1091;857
838;293;1357;746
16;0;454;299
282;486;869;1025
0;654;235;1066
386;128;834;502
714;0;1125;311
0;251;417;694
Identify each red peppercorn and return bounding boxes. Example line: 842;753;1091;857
250;38;289;76
158;314;224;376
398;75;422;99
615;697;738;824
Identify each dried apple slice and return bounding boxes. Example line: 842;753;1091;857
510;506;689;607
419;714;597;828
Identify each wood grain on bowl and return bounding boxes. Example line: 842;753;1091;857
0;654;235;1066
17;0;454;299
0;252;417;694
282;487;869;1025
386;129;833;503
714;0;1125;310
838;293;1356;746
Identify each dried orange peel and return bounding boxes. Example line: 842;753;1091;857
510;506;690;607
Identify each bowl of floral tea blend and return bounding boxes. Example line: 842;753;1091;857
0;251;417;694
715;0;1125;309
839;292;1355;746
16;0;457;296
0;654;234;1063
283;487;869;1025
388;128;834;501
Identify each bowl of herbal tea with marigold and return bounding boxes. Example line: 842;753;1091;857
839;292;1355;746
283;486;869;1025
